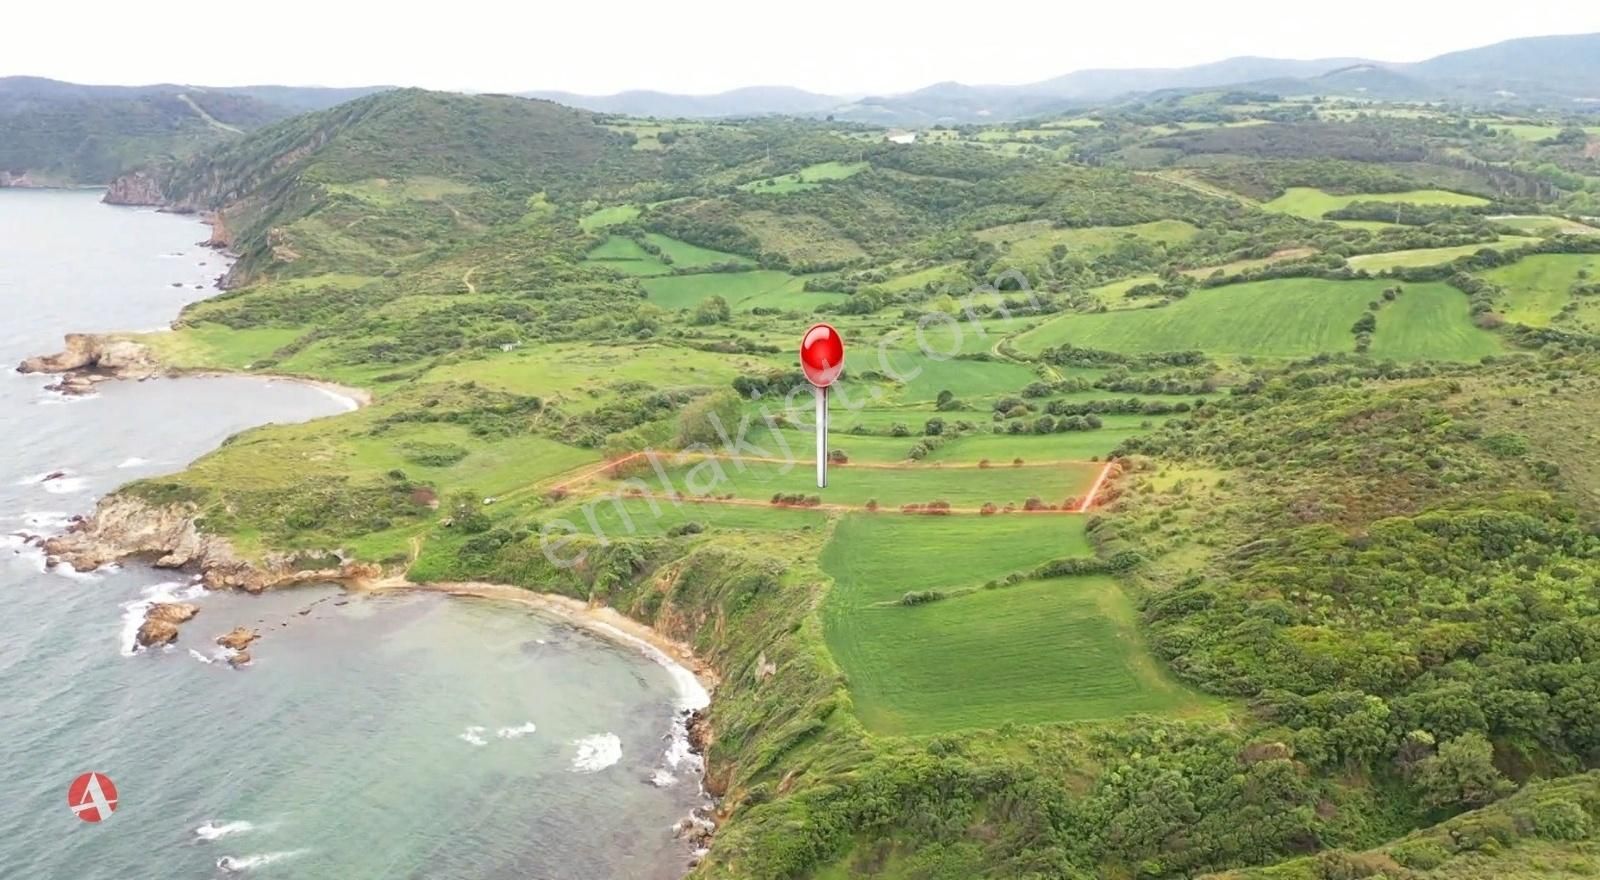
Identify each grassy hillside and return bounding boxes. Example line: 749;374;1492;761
83;86;1600;880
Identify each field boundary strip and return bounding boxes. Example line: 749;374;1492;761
543;452;1122;517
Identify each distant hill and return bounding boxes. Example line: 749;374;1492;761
522;32;1600;124
1409;32;1600;91
0;78;392;185
517;85;841;118
1025;56;1370;100
210;84;394;112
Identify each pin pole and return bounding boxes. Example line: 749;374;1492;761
815;384;827;488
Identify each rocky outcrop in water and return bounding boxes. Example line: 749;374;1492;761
216;627;259;651
44;494;382;593
136;602;199;648
17;334;162;383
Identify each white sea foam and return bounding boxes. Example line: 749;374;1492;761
571;733;622;772
649;769;678;788
458;725;488;747
52;560;105;582
280;381;361;413
17;470;66;486
195;820;254;841
663;720;704;773
584;619;710;780
586;620;709;712
496;722;537;739
118;581;206;656
41;477;88;495
21;511;72;531
216;850;304;872
37;394;93;405
117;457;151;469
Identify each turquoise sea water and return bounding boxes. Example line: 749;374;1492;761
0;190;706;879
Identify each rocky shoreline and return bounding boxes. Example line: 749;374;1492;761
17;332;373;406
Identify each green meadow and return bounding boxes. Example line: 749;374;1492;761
979;219;1199;270
1367;284;1503;361
578;204;641;231
1015;278;1496;360
820;514;1216;734
738;161;868;194
640;270;849;311
582;233;753;276
595;455;1102;510
1263;187;1490;219
1345;237;1538;271
1480;253;1600;327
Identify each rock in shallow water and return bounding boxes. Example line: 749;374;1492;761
216;626;258;651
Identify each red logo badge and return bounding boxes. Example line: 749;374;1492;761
68;772;118;823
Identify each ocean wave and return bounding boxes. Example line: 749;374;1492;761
52;560;106;582
117;457;151;469
36;390;95;405
216;850;304;872
41;477;88;495
195;820;254;841
496;722;537;739
663;717;704;773
119;580;206;656
571;733;622;772
20;511;72;531
649;769;678;788
458;726;488;747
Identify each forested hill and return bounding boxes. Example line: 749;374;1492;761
0;77;389;185
108;89;652;283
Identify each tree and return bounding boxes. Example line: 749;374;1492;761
692;295;731;325
924;417;945;436
1414;732;1511;809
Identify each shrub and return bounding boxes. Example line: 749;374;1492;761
1531;798;1592;841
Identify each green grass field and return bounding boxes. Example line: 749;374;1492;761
582;235;675;275
924;422;1170;463
979;219;1199;270
1492;215;1600;236
639;270;848;311
1480;253;1600;327
738;161;868;194
1263;187;1490;219
820;514;1215;734
1345;237;1538;271
1015;278;1495;361
850;345;1039;402
578;204;641;231
1367;284;1503;361
594;455;1102;510
1182;247;1317;279
421;342;772;407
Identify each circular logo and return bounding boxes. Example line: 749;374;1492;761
800;323;845;388
67;772;118;823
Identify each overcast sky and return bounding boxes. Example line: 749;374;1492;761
10;1;1600;95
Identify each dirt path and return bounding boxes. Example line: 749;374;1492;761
177;94;243;134
462;266;478;294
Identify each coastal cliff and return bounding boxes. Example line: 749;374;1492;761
45;494;380;592
101;170;168;206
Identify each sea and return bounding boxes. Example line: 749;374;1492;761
0;188;707;879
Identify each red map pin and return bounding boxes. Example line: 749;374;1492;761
800;324;844;488
68;772;118;823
